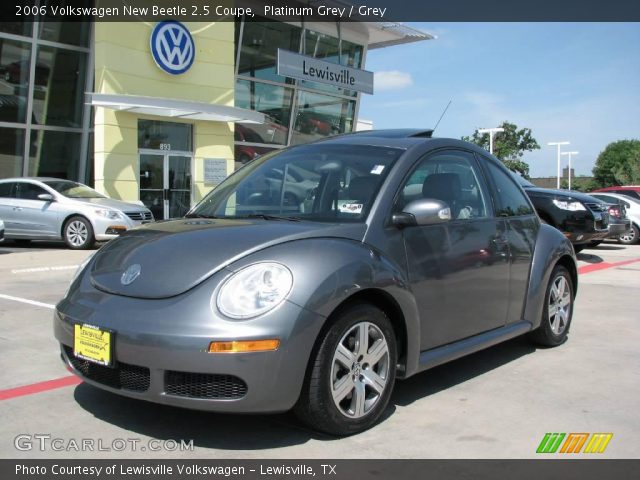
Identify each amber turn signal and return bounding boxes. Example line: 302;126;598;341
208;339;280;353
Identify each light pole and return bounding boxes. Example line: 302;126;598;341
561;151;579;190
548;141;570;189
478;127;505;154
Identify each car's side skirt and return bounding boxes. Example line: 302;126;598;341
415;320;532;374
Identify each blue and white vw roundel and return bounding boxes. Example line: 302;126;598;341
150;21;195;75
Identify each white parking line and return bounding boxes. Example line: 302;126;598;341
11;265;78;274
0;294;55;310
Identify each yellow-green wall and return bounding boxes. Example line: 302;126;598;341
94;20;235;203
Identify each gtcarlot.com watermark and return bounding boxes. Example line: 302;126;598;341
14;434;194;453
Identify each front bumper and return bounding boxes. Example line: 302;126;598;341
607;219;631;238
54;273;325;413
92;215;152;241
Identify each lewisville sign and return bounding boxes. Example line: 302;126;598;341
277;49;374;94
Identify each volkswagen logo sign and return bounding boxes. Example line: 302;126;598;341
121;264;142;286
150;21;195;75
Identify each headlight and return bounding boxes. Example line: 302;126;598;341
94;208;122;220
217;263;293;319
552;199;586;211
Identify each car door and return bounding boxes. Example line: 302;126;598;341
480;157;538;325
14;182;60;237
396;149;511;350
0;182;20;234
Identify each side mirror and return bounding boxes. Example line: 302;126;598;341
392;198;452;227
37;193;55;202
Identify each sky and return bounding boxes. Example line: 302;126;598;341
359;23;640;178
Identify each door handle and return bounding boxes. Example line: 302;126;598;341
13;207;22;211
163;189;169;201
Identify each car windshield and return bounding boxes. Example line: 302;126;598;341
44;180;106;199
189;143;404;223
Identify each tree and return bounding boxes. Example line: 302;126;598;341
592;140;640;187
463;121;540;178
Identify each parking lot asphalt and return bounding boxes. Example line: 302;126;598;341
0;239;638;459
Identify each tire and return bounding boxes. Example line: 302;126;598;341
294;303;397;436
619;223;639;245
63;216;94;250
573;245;585;253
529;265;574;347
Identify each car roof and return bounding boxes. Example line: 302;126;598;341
0;177;73;182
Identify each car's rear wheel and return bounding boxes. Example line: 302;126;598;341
619;223;639;245
63;216;94;250
294;303;397;436
529;265;574;347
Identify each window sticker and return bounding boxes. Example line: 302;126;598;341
370;165;385;175
339;202;363;214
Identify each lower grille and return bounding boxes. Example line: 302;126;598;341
64;346;150;392
164;371;247;399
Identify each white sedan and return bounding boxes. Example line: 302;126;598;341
590;192;640;245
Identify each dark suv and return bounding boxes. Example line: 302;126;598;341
514;176;610;253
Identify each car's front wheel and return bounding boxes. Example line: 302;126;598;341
529;265;574;347
295;303;397;436
63;216;95;250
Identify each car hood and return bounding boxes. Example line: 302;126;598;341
70;197;148;212
524;187;603;203
89;218;366;299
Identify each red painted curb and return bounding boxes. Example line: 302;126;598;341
0;375;81;401
578;258;640;275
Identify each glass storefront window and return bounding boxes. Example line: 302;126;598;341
0;22;32;37
0;127;25;178
138;120;193;152
234;144;276;169
39;22;90;47
235;79;293;146
300;29;363;97
0;39;31;124
238;19;301;83
38;0;91;46
28;129;81;179
33;46;87;127
290;91;355;146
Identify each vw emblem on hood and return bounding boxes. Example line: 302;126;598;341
121;264;141;286
150;20;195;75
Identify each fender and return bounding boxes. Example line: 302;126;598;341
227;237;421;378
523;223;577;330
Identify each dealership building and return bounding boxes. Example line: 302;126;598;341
0;8;430;219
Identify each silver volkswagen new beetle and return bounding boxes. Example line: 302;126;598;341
55;130;577;435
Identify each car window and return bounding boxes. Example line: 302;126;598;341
191;144;404;223
16;183;48;200
396;150;489;220
0;182;17;198
483;159;534;217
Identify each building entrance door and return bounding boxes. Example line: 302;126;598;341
139;150;192;220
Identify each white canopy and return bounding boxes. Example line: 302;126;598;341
89;93;265;124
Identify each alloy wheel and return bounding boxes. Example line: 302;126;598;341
330;321;390;419
548;275;571;335
67;220;88;247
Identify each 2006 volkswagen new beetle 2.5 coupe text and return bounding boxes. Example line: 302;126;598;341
55;130;577;435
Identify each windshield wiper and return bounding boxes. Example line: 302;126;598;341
242;214;302;222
